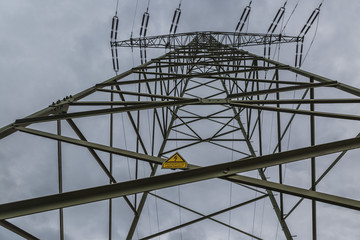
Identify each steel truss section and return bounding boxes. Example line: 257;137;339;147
111;31;302;49
1;33;360;240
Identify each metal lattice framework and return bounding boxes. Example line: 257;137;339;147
1;32;360;239
111;31;302;49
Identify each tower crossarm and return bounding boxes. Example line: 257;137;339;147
111;31;302;49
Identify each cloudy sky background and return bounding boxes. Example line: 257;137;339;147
1;0;360;239
1;0;360;126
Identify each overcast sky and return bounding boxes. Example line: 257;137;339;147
1;0;360;126
1;0;360;239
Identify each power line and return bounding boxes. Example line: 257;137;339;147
281;0;300;34
131;0;140;38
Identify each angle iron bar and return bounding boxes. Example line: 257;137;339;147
97;88;190;100
114;31;299;49
227;81;337;99
3;131;360;219
271;90;310;154
0;220;39;240
227;174;360;212
161;139;205;156
57;120;64;240
221;75;294;240
0;51;174;139
187;78;223;92
140;195;267;240
210;112;242;139
284;132;360;219
234;98;360;104
230;102;360;121
167;108;202;139
126;58;193;239
14;99;200;125
70;101;157;106
66;119;137;214
170;128;199;139
114;85;151;155
173;107;234;129
208;140;251;156
132;67;287;78
148;193;264;239
204;90;228;99
237;49;360;97
132;59;266;70
209;76;310;85
96;76;185;87
66;119;116;183
167;138;246;141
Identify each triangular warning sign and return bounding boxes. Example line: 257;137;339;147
162;152;188;169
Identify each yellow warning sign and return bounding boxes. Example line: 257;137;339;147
162;152;188;169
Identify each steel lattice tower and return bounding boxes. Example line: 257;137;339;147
1;31;360;239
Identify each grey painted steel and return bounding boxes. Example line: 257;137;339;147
14;99;199;125
227;81;337;99
230;102;360;121
0;220;39;240
126;57;192;239
2;128;360;219
57;121;64;240
240;49;360;97
2;31;360;239
140;195;267;240
112;31;301;48
148;193;264;239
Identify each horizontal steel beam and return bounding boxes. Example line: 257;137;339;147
0;52;175;139
227;81;337;99
227;174;360;212
208;76;309;85
70;98;360;108
14;99;199;125
233;98;360;104
112;31;300;49
16;126;168;166
2;128;360;219
96;88;188;100
239;49;360;97
230;102;360;121
132;66;286;78
70;101;155;106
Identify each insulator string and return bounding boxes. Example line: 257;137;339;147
235;0;252;33
295;1;323;67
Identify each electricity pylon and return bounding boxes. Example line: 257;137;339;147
1;31;360;240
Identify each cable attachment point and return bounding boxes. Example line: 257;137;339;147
110;14;120;73
139;10;150;39
295;3;322;68
235;0;252;33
